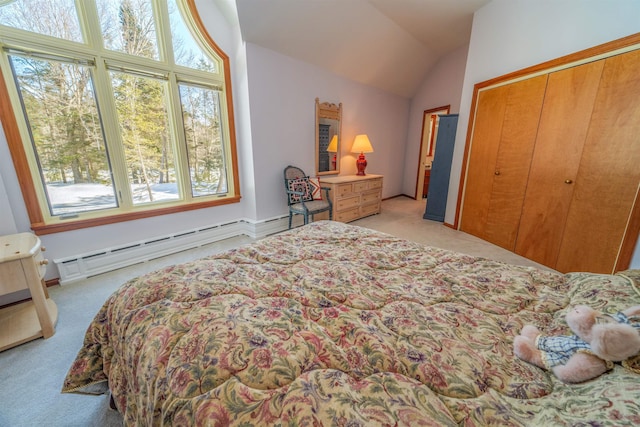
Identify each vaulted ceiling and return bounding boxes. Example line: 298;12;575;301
235;0;492;98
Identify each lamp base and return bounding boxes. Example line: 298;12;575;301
356;153;368;176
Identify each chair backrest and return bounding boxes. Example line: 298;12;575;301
284;165;306;181
284;165;309;206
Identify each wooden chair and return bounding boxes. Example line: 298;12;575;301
284;165;332;229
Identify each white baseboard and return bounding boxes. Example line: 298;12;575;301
53;214;303;284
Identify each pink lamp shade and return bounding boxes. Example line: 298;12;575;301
351;134;374;176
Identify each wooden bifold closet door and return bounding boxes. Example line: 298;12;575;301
460;47;640;274
554;50;640;273
514;60;604;268
460;75;547;250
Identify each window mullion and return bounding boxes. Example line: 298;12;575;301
174;72;224;89
167;72;192;201
92;57;134;210
2;47;94;66
154;0;174;66
105;62;168;80
217;87;234;196
0;30;95;62
74;0;103;51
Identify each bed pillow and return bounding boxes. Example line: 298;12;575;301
308;177;323;200
287;178;313;204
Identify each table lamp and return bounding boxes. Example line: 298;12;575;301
351;134;373;176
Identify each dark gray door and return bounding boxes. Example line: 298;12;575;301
424;114;458;222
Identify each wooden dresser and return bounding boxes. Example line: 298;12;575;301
319;174;383;223
0;233;57;351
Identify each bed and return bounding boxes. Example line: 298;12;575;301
62;221;640;426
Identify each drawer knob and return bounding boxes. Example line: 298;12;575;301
40;259;49;266
564;179;573;184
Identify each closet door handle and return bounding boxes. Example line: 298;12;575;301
564;179;573;184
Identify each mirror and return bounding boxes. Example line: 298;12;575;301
315;98;342;176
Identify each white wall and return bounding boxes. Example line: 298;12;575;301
447;0;640;267
245;43;410;220
402;44;469;197
208;0;258;221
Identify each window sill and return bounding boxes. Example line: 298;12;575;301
31;195;241;235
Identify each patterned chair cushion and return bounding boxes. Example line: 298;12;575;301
308;177;323;200
286;177;313;204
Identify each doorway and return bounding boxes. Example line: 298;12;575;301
415;105;450;199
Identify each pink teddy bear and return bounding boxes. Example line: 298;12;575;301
514;305;640;383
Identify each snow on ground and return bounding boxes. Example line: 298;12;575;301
46;181;223;215
47;183;180;215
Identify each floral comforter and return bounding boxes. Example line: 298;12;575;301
63;221;640;426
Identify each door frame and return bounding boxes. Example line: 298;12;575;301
414;105;450;199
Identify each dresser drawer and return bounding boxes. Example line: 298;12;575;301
336;207;360;222
353;181;368;192
336;183;353;197
361;203;380;217
368;179;383;190
361;190;381;205
336;195;360;211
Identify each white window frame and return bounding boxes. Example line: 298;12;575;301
0;0;240;235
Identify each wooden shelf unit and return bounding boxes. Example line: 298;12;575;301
0;233;57;352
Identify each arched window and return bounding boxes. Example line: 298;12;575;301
0;0;239;234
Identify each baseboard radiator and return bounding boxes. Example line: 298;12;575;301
54;215;300;285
